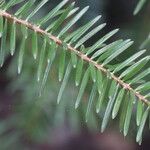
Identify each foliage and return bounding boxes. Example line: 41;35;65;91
0;0;149;146
134;0;148;15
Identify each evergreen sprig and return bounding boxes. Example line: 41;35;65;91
0;0;150;143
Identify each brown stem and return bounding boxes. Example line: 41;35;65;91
0;10;149;106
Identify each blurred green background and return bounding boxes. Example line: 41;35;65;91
0;0;150;149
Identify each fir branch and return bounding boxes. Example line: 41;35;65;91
0;9;149;106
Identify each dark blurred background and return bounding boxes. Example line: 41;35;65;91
0;0;150;149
